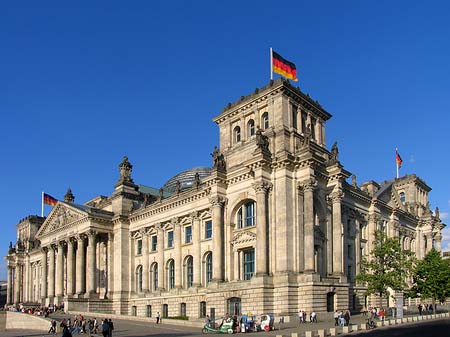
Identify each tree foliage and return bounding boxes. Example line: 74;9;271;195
356;230;415;306
408;248;450;310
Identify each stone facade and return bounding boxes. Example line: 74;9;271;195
5;79;445;319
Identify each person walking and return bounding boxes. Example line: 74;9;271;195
101;319;110;337
334;310;339;326
48;320;57;334
108;319;114;337
156;311;161;324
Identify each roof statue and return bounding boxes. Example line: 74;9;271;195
211;146;226;171
255;128;270;153
329;141;339;164
302;124;312;147
64;188;75;203
117;155;134;185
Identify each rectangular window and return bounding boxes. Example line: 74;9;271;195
348;244;352;259
199;301;207;318
245;202;255;227
137;239;143;255
347;265;352;281
167;231;174;248
310;117;316;140
292;104;298;129
205;220;212;239
146;305;152;317
301;111;307;133
185;226;192;243
243;249;255;280
151;235;157;251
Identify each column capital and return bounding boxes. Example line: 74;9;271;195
86;230;98;238
209;195;227;208
299;177;317;192
170;217;180;225
41;246;49;254
68;236;76;245
155;223;164;231
50;243;58;251
329;188;344;203
76;233;87;242
252;181;273;194
139;227;148;236
190;211;200;220
58;240;67;248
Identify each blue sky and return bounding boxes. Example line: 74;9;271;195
1;1;450;280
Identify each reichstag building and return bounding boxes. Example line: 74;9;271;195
5;78;445;319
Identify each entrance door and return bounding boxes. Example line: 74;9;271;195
327;292;335;312
227;297;241;316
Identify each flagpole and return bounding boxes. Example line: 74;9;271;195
396;148;399;179
41;191;44;217
270;47;273;80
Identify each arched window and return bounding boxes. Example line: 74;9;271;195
136;265;143;293
262;112;269;129
205;252;213;284
237;201;255;228
152;263;158;291
234;126;241;143
247;119;255;137
168;260;175;289
399;192;406;204
185;256;194;288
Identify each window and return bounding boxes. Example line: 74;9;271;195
237;201;255;228
152;263;158;291
137;239;143;255
199;301;207;318
248;119;255;137
310;117;316;140
146;305;152;317
136;265;143;293
186;256;193;288
243;249;255;280
206;253;213;283
205;220;212;239
132;306;137;316
151;236;157;251
292;105;298;129
347;265;352;282
301;111;307;133
348;244;352;259
399;192;406;204
181;303;187;317
227;297;241;316
168;260;175;289
234;126;241;143
167;231;174;248
262;112;269;129
185;226;192;244
163;304;168;318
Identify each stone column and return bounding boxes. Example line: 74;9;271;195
435;235;442;252
302;178;316;272
173;220;182;288
56;241;65;297
297;184;305;272
107;233;114;296
253;181;272;276
141;229;149;292
6;267;12;304
156;224;165;290
233;250;239;281
67;238;75;295
41;248;48;300
87;231;97;294
355;221;361;275
76;235;86;295
48;246;56;298
331;188;344;275
210;196;226;281
191;213;202;286
14;266;21;303
426;234;433;253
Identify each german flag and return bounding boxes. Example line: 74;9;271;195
396;150;403;168
272;50;298;82
43;193;58;206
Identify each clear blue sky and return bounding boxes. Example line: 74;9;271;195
1;1;450;280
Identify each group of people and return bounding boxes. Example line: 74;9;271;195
333;310;351;326
418;303;434;315
6;304;61;317
57;315;114;336
298;310;317;323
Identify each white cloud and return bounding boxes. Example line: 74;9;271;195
441;212;449;220
409;155;415;164
441;226;450;242
443;241;450;252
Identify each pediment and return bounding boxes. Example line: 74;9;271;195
36;202;88;238
231;230;256;247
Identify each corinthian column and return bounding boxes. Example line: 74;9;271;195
302;178;316;272
173;219;182;288
67;238;75;295
48;246;56;298
6;267;12;304
331;188;344;275
41;248;48;300
253;181;272;276
191;212;201;287
87;231;97;294
56;241;65;297
156;224;165;290
141;229;149;292
76;235;86;295
297;184;305;272
210;196;226;282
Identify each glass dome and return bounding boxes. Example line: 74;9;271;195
162;167;211;193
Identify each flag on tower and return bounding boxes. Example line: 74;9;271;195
43;193;58;206
396;149;403;168
271;49;298;82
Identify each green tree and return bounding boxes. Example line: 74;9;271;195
409;248;450;314
356;230;415;307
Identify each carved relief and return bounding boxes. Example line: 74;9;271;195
39;204;84;236
209;196;227;208
231;230;256;248
252;181;273;194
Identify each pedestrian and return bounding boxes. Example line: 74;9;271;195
310;311;317;323
48;320;56;334
156;311;161;324
298;310;302;324
93;317;98;334
333;310;339;326
344;310;350;326
108;319;114;337
418;304;423;315
101;319;109;337
205;314;211;328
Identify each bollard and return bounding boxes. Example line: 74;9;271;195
291;333;298;337
351;325;358;331
418;316;423;321
396;318;402;324
305;331;313;337
376;321;383;327
360;323;367;330
318;329;325;337
342;326;350;333
329;327;337;336
384;320;390;326
389;319;396;325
